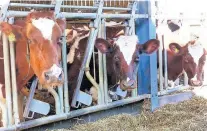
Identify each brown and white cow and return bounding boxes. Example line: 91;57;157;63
66;24;160;105
157;20;207;87
0;11;65;101
167;41;206;86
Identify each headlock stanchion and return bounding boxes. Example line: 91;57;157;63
0;0;202;130
71;0;104;107
0;1;154;130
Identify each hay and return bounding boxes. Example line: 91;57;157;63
50;97;207;131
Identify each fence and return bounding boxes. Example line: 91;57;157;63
0;1;157;130
0;0;204;130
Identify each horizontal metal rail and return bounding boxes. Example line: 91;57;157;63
158;85;190;96
9;3;54;8
9;3;132;11
0;95;150;131
7;11;148;19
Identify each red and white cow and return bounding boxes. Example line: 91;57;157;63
0;11;65;103
66;24;160;105
157;20;207;87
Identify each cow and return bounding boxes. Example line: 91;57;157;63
66;23;160;107
157;20;207;87
0;11;65;106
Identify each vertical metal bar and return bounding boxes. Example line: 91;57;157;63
54;0;68;113
184;71;188;86
54;0;63;16
158;35;163;91
163;35;168;89
101;19;108;104
98;23;104;104
129;1;137;97
71;0;104;108
148;0;159;111
124;21;129;35
92;50;96;81
62;32;69;112
58;86;64;113
98;52;104;104
2;33;13;125
8;17;20;124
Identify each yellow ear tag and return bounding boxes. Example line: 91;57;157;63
174;48;179;53
8;33;16;42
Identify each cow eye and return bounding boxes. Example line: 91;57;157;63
59;37;63;41
57;37;63;43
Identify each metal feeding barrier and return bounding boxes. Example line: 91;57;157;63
0;1;154;130
0;0;204;130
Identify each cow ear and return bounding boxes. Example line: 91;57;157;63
65;29;77;44
169;43;182;54
141;39;160;54
0;22;22;42
56;18;66;34
95;38;112;54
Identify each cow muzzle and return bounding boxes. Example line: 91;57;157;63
43;64;64;85
120;79;137;91
189;79;202;86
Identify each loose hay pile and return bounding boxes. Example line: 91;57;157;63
52;97;207;131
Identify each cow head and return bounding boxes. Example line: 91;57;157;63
95;35;160;90
169;41;207;86
0;11;66;87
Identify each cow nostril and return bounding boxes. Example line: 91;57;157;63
44;72;50;81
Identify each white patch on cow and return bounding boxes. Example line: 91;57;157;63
188;42;204;65
191;74;197;81
32;18;55;41
50;64;62;78
115;35;138;65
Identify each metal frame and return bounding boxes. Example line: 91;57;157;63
0;0;196;130
155;1;191;94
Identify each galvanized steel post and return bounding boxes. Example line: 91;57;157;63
98;20;104;104
60;28;70;112
2;33;13;125
101;19;109;104
148;1;159;111
8;17;20;125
